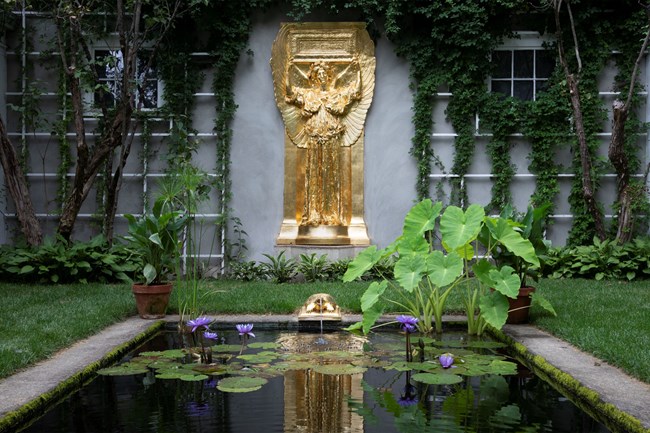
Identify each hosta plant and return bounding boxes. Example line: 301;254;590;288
342;199;555;335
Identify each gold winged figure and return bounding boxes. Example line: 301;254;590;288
271;24;376;229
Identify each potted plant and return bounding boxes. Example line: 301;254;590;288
478;203;553;324
124;196;188;319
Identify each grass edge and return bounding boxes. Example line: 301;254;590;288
0;320;166;433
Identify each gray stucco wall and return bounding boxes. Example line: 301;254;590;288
230;12;417;261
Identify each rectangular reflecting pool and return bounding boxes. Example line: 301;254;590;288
18;328;610;433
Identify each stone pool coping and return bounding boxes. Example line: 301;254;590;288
0;315;648;433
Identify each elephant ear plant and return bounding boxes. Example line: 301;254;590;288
343;199;556;335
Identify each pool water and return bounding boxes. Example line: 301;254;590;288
19;329;610;433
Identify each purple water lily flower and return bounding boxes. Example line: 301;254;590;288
396;315;418;333
187;316;213;333
203;331;218;341
439;353;455;369
236;323;255;338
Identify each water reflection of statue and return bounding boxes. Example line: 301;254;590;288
285;60;361;226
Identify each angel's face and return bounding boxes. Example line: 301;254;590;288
310;63;330;88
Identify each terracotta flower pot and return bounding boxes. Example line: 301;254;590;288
132;283;173;319
506;286;535;324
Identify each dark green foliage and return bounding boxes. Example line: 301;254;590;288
327;257;352;280
228;260;267;281
260;251;298;283
544;237;650;281
297;253;330;282
0;236;139;284
479;95;520;212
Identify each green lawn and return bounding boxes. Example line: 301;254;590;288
0;278;648;384
0;283;135;378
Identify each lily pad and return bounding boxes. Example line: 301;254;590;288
217;376;268;393
412;372;463;385
236;351;279;363
248;342;280;349
487;360;518;375
142;349;187;359
213;344;243;353
312;364;367;375
179;373;209;382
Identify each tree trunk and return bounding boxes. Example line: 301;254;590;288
566;74;607;241
609;100;633;242
0;117;42;246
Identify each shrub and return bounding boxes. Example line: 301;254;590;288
297;253;330;282
0;235;139;284
260;251;297;283
544;237;650;280
228;260;267;281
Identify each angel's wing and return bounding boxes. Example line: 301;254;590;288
341;54;375;147
270;42;310;148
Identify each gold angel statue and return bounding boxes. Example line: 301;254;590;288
271;22;375;244
285;59;362;225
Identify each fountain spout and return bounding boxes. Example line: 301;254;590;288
298;293;342;321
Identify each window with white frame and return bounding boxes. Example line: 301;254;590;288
490;33;555;101
94;49;160;109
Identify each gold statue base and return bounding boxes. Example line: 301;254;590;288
276;219;369;246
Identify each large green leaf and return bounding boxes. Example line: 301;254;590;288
486;218;539;267
489;266;521;298
396;235;429;258
394;256;426;292
473;259;495;286
479;291;509;329
362;303;384;334
426;251;463;288
342;246;384;282
402;199;442;238
143;264;157;285
440;205;485;250
531;292;557;316
360;280;388;311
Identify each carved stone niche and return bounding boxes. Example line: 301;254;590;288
270;22;375;246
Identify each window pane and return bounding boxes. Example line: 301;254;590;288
513;81;533;100
536;50;555;78
492;51;512;78
535;79;549;95
491;80;511;97
141;80;158;109
514;50;533;78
